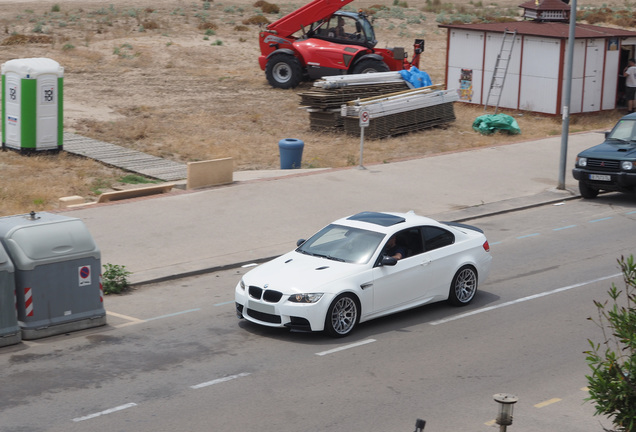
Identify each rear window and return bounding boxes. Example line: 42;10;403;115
423;226;454;251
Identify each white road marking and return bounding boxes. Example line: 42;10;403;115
72;402;137;422
145;308;200;321
191;372;251;389
107;310;144;322
315;339;376;356
108;308;200;327
429;273;621;326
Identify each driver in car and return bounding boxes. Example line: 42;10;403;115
384;235;406;260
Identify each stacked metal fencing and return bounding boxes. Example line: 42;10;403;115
299;73;458;138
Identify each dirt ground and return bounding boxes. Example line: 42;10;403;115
0;0;629;216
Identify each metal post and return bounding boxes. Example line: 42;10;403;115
359;125;365;169
558;0;577;189
358;108;369;170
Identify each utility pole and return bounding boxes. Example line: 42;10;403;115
558;0;577;190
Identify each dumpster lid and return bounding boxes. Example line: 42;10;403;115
0;212;98;266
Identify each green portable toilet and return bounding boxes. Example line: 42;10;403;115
1;58;63;153
0;242;20;348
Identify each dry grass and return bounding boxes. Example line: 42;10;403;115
0;0;630;217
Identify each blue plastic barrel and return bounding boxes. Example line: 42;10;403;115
278;138;304;169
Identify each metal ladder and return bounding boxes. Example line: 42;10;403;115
484;29;517;114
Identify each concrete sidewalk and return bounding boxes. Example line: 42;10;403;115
62;132;604;285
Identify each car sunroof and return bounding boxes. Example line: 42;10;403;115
347;212;406;227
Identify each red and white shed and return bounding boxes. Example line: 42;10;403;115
438;0;636;114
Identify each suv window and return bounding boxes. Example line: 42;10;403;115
423;226;455;251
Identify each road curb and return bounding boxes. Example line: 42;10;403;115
129;191;582;288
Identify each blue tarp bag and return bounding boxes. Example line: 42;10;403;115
399;66;432;88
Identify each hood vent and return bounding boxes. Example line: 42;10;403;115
315;266;330;270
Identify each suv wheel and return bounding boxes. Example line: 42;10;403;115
579;181;599;199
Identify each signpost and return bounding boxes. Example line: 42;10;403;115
359;109;369;169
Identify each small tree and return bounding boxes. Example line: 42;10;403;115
585;255;636;432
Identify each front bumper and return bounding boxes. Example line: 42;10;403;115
572;168;636;191
235;283;332;332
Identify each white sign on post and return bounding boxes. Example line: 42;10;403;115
359;109;370;128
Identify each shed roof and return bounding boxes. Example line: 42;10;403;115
518;0;570;12
438;21;636;39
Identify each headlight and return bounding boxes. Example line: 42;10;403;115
288;293;323;303
577;157;587;167
239;279;246;290
621;161;633;170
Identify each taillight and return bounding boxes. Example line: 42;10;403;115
483;241;490;252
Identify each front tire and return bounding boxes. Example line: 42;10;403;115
448;266;478;306
324;294;359;337
265;54;302;89
579;181;599;199
351;58;390;75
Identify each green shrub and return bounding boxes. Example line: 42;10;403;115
585;255;636;432
119;174;158;184
242;14;269;25
102;263;132;294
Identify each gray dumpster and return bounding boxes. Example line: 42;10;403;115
0;212;106;340
0;242;20;347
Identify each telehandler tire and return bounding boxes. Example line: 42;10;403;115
351;58;390;74
266;54;303;89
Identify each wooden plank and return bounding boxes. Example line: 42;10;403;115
97;184;175;203
63;133;187;182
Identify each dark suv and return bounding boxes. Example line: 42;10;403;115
572;112;636;198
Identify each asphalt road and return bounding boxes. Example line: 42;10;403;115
2;195;636;432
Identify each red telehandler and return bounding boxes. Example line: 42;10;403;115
258;0;425;89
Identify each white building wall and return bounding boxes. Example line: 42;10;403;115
483;32;522;110
445;28;621;114
582;39;605;112
603;40;619;110
564;39;586;114
519;36;561;114
447;30;485;104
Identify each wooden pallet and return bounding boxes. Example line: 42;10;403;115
299;82;409;109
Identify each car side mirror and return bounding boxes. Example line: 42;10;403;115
381;255;398;266
605;131;610;138
296;239;306;247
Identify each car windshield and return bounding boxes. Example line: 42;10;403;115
296;224;385;264
608;119;636;142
